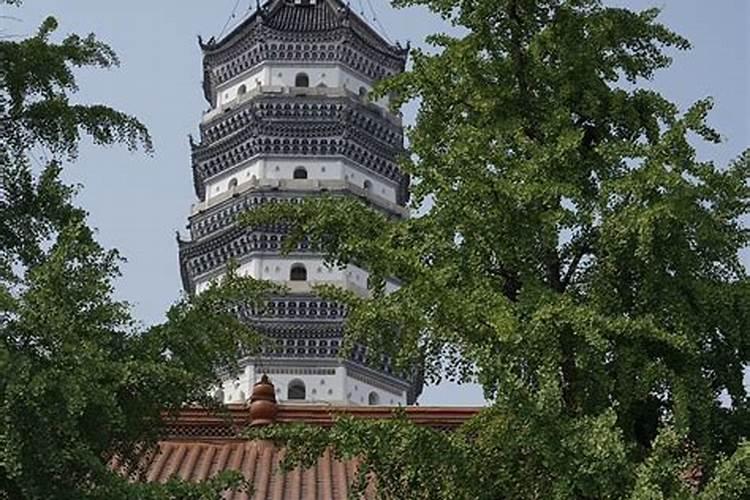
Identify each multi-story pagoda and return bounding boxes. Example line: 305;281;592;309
178;0;420;407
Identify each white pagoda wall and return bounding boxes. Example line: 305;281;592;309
204;157;399;205
218;363;407;406
215;62;390;109
194;258;399;297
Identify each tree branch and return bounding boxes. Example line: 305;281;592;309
561;243;590;291
488;265;522;302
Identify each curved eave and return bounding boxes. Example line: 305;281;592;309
345;6;409;68
177;236;197;296
189;186;407;241
194;94;405;172
199;2;267;53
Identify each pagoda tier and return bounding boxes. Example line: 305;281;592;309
187;186;406;243
198;0;408;106
191;91;409;205
238;320;421;405
181;0;421;406
179;189;406;294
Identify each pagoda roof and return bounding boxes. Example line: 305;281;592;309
201;0;407;59
264;0;342;32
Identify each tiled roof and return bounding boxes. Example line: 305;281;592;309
119;377;480;498
264;0;342;32
128;440;371;500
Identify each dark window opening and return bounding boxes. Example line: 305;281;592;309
288;380;306;400
295;73;310;87
368;392;380;405
293;167;308;179
290;264;307;282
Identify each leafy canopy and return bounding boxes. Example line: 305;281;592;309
0;4;270;498
244;0;750;498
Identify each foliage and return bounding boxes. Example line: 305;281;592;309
0;225;273;498
242;0;750;497
0;6;269;499
97;471;250;500
249;412;749;500
249;412;475;500
0;8;152;281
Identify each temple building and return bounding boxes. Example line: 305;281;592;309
177;0;420;407
130;377;478;498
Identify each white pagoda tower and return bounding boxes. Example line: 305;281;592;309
178;0;420;406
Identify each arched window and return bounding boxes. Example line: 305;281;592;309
228;178;238;190
358;86;368;98
290;264;307;282
293;167;308;180
295;73;310;87
237;84;247;96
363;180;372;192
288;379;306;400
368;392;380;405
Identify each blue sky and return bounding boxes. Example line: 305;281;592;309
3;0;748;405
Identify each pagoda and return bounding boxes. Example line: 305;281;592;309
178;0;420;406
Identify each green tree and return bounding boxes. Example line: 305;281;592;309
0;3;270;498
245;0;750;497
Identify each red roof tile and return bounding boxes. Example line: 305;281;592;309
122;378;481;498
131;439;365;499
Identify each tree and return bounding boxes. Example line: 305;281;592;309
0;3;270;498
245;0;750;497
